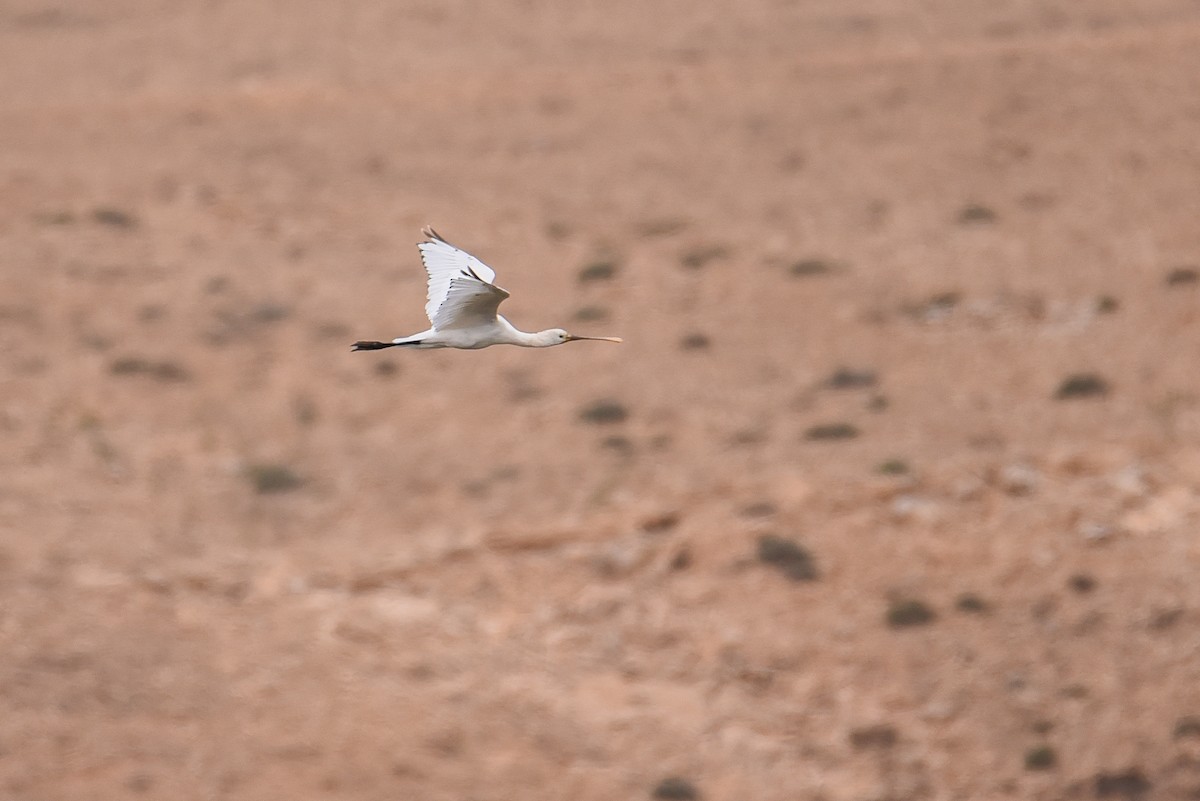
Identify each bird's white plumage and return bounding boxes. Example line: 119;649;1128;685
417;228;501;325
350;227;622;351
432;276;509;331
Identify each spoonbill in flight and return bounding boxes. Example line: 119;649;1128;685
352;228;623;351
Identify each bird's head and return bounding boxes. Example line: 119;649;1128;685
535;328;623;347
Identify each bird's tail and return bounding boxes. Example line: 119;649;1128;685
351;340;399;351
351;339;426;351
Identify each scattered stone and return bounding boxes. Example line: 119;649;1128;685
877;459;910;476
955;593;989;614
849;724;898;750
826;367;877;390
574;305;609;322
1174;717;1200;740
33;210;75;225
1025;745;1057;771
1079;522;1114;543
958;203;997;224
1096;295;1120;314
137;304;166;323
669;548;692;571
250;302;290;323
999;462;1040;496
1148;607;1183;630
890;494;941;524
544;220;571;241
679;333;710;350
904;292;960;322
580;400;628;425
887;598;936;628
92;206;138;228
680;245;728;270
1055;373;1109;400
601;435;634;454
1110;465;1149;499
109;357;190;382
293;395;318;426
578;260;618;283
804;422;859;441
1093;768;1151;799
247;464;303;494
1165;266;1198;287
374;361;399;377
739;502;776;519
637;218;688;238
1068;573;1096;594
866;394;889;412
789;258;836;277
652;776;699;800
756;535;818;582
640;512;680;533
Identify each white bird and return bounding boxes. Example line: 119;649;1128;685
352;227;623;352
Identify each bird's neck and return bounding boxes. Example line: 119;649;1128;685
518;329;559;348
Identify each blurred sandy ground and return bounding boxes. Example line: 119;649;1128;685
3;1;1200;799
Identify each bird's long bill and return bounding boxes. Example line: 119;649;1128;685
567;335;623;343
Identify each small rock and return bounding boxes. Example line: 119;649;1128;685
1079;521;1114;543
652;777;699;800
1174;716;1200;740
1165;266;1198;287
579;400;628;425
849;724;898;750
679;245;728;270
679;333;710;350
1110;465;1149;499
789;258;836;277
1068;573;1096;594
1096;295;1120;313
251;303;290;323
904;292;960;322
804;422;859;441
887;598;936;628
955;593;989;614
958;203;997;224
757;535;819;582
1094;769;1151;799
999;462;1040;496
1055;374;1109;400
92;206;138;228
1025;746;1057;771
826;367;877;390
669;548;692;571
574;305;609;322
247;464;303;494
109;357;190;382
739;501;776;519
578;260;618;283
637;218;688;238
891;494;941;524
600;435;633;454
877;459;910;476
640;512;680;533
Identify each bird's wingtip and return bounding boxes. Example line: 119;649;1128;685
420;225;442;243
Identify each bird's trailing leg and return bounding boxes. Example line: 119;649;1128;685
351;340;400;351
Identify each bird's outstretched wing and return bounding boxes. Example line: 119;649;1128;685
432;276;510;331
417;227;504;326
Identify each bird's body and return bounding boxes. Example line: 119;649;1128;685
353;228;622;352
